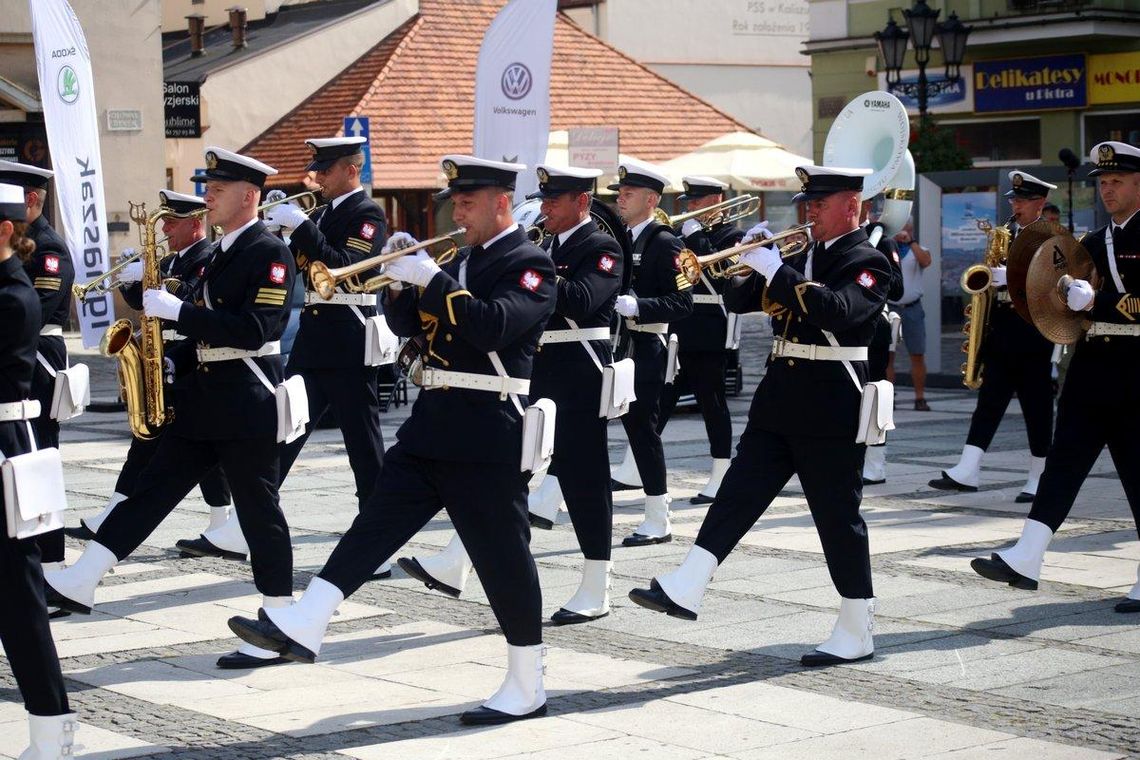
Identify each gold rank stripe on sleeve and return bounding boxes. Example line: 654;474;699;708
674;273;693;290
34;277;62;291
793;281;823;313
445;289;472;325
346;238;372;254
1116;294;1140;321
254;287;288;306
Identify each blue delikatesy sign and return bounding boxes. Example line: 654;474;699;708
973;54;1086;113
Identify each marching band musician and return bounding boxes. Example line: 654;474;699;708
655;176;744;505
608;159;694;546
972;141;1140;614
43;148;299;670
0;161;74;590
229;155;557;725
629;165;891;666
0;182;77;758
930;171;1057;502
65;190;233;544
175;136;392;587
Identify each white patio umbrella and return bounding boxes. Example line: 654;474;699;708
659;131;811;193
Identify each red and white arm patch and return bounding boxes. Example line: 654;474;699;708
268;262;287;284
856;270;877;290
519;269;543;292
360;222;377;241
597;254;617;273
44;255;60;274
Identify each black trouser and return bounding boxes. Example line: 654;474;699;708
95;433;292;596
31;340;64;565
278;367;384;511
550;406;612;560
966;305;1054;457
620;336;667;495
319;443;540;645
116;434;231;507
1028;347;1140;534
695;426;872;599
656;350;732;460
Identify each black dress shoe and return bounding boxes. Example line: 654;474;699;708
64;523;96;541
528;513;555;530
550;608;609;626
800;650;874;667
216;650;289;669
622;532;672;547
928;471;978;492
610;478;641;492
370;567;392;581
459;703;547;726
970;554;1038;590
1015;491;1035;504
227;613;315;664
47;607;71;620
175;536;247;561
44;584;90;615
1114;598;1140;613
397;557;461;598
862;477;886;486
689;494;715;505
628;580;697;621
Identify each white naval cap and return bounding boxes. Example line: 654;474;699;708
305;136;367;171
159;189;206;214
192;146;278;188
607;158;671;194
435;154;527;200
679;175;729;200
0;159;54;189
792;165;873;204
1088;141;1140;176
527;164;604;199
1005;170;1057;199
0;182;26;221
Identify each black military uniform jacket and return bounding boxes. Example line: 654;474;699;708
726;227;890;439
168;221;296;440
384;225;555;465
288;189;388;369
0;257;41;456
628;220;693;341
23;215;73;371
120;237;214;310
530;219;623;412
674;221;744;352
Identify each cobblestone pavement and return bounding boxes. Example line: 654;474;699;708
2;320;1137;759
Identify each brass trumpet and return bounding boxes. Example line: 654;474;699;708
309;228;467;299
677;222;814;285
669;195;760;230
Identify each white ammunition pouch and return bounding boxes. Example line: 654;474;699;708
36;353;89;422
1;416;67;539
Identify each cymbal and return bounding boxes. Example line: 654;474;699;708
1006;219;1067;323
1025;234;1096;345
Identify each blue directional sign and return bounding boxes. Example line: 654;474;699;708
344;116;372;185
193;169;206;197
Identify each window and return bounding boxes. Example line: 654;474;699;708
1083;111;1140;154
942;118;1041;166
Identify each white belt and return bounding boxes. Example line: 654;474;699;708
539;327;611;345
39;324;63;337
304;291;377;306
691;294;724;306
996;291;1012;303
420;368;530;398
625;319;668;335
771;339;868;361
1086;322;1140;338
197;341;281;363
162;329;187;342
0;399;41;422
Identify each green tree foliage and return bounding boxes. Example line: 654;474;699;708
910;116;972;172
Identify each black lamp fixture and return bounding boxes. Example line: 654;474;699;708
875;1;972;119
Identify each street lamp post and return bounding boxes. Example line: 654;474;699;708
875;0;972;120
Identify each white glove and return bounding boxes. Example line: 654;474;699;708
385;249;441;288
117;261;144;284
264;202;307;230
739;245;782;280
990;265;1007;288
163;356;176;385
1065;278;1095;312
681;219;703;238
614;294;639;318
382;231;419;255
143;288;184;322
741;221;772;245
119;246;137;263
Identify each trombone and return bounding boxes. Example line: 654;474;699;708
678;222;813;285
259;190;321;215
669;195;760;230
309;228;467;299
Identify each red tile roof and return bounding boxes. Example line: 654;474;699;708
244;0;754;189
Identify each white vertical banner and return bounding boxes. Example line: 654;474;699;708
472;0;557;204
29;0;114;348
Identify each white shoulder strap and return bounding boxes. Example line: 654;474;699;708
461;257;525;415
36;352;57;379
1106;227;1126;293
821;329;862;394
203;277;275;394
563;317;604;373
